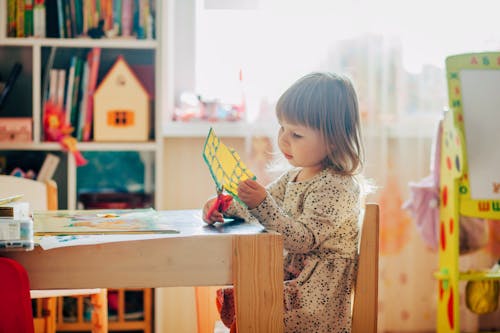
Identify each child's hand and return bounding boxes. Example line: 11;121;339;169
202;198;225;224
238;179;266;209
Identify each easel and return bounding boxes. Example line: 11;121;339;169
436;52;500;333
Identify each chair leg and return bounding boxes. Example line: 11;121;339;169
90;289;108;333
42;297;57;333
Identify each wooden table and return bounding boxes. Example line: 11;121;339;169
3;210;284;333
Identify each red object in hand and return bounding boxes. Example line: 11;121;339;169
206;189;233;221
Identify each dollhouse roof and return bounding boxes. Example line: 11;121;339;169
94;56;151;100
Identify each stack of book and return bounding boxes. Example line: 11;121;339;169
43;47;101;141
0;195;34;251
5;0;155;39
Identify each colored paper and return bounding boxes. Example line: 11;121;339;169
202;128;255;202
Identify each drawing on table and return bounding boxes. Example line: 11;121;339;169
33;208;178;235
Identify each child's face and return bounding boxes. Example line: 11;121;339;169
277;120;328;172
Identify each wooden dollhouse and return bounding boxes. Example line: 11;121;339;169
93;56;150;142
436;52;500;333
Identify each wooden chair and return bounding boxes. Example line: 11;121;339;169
196;204;380;333
0;175;108;333
351;203;380;333
0;256;35;333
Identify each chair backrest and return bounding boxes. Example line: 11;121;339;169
351;203;379;333
0;175;58;211
0;175;58;333
0;257;35;333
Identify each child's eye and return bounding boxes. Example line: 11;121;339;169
292;132;302;138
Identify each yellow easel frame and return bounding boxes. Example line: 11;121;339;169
437;52;500;333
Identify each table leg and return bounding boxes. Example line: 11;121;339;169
233;233;284;333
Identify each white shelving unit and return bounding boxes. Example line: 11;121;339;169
0;4;163;211
0;1;164;332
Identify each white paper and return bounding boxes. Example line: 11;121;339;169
460;70;500;199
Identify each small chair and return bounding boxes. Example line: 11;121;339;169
0;257;35;333
0;175;108;333
196;204;380;333
351;203;380;333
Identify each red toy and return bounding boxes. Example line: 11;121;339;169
43;101;87;166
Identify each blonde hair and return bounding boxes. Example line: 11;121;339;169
276;72;364;176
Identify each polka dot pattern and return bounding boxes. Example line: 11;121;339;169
225;167;360;332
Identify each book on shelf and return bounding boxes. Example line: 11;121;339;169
6;0;156;39
121;0;133;37
16;0;25;37
67;0;77;38
0;0;6;38
73;0;83;36
33;0;46;37
112;0;121;35
24;0;33;36
64;56;77;126
62;0;72;38
7;0;15;37
36;153;60;182
82;47;101;141
70;57;84;135
76;59;89;140
55;0;64;37
47;68;58;103
55;68;66;110
41;48;100;141
0;201;29;219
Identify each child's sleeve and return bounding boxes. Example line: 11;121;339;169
250;177;360;256
223;171;290;223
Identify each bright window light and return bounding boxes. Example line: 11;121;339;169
192;0;500;123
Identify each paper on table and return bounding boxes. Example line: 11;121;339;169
36;233;178;250
33;208;179;235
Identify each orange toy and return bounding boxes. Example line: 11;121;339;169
43;101;87;166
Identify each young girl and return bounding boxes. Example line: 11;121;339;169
203;72;364;333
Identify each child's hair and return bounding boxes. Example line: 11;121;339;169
275;72;364;176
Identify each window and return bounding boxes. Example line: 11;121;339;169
170;0;500;129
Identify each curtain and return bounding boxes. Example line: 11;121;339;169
187;1;500;331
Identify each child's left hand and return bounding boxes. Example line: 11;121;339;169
238;179;266;209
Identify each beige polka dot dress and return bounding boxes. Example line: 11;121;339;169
225;167;361;333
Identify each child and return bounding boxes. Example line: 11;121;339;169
203;72;364;333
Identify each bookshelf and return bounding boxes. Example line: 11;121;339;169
0;0;163;332
0;1;163;210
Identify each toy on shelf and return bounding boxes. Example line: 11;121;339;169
436;52;500;333
0;118;32;142
93;56;150;142
43;101;87;166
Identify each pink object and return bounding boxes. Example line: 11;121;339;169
403;121;443;250
0;117;32;142
403;120;489;253
0;257;35;333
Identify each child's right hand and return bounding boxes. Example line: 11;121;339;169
202;198;225;224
